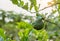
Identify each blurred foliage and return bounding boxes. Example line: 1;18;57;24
0;0;60;41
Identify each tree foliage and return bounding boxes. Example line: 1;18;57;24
0;0;60;41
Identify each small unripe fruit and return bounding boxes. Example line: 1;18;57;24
32;20;44;30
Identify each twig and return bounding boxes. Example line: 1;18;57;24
27;2;60;13
43;19;60;27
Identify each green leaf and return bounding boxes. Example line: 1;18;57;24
58;4;60;11
0;28;5;38
30;0;37;11
52;10;57;14
30;0;37;5
24;28;30;36
34;5;38;12
11;0;18;5
20;1;24;7
30;3;33;10
38;30;48;41
22;3;28;10
21;36;29;41
18;31;23;37
17;21;32;29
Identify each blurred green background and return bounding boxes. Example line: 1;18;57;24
0;0;60;41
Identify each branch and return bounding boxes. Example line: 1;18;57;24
43;18;60;28
28;2;60;13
